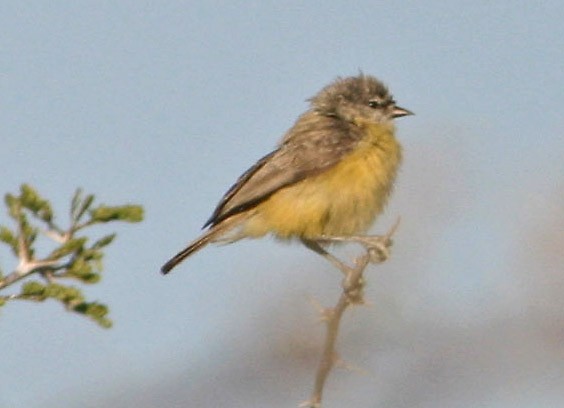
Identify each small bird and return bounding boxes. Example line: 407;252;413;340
161;74;412;274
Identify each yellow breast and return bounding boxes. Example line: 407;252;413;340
245;122;402;239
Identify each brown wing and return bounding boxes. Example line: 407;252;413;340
204;111;364;228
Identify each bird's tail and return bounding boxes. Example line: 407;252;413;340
160;215;244;274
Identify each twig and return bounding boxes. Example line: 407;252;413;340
0;259;60;290
301;219;399;408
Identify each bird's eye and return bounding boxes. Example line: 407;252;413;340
368;100;383;109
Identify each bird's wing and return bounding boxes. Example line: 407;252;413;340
204;114;363;227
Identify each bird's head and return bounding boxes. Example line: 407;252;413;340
309;74;413;125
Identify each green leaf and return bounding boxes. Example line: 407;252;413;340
90;205;143;223
70;188;82;219
82;248;103;262
5;193;20;220
66;256;91;275
20;281;47;300
81;273;101;284
70;188;96;224
44;283;84;304
20;215;38;251
91;233;116;249
73;302;112;328
20;184;44;211
39;207;54;223
20;184;53;222
0;226;18;255
76;195;95;223
66;257;101;284
47;237;87;260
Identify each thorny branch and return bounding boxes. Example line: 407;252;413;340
301;219;400;408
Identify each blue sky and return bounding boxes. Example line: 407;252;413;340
1;2;563;407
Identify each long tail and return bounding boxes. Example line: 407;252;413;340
160;215;244;274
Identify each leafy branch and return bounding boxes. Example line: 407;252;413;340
0;184;143;327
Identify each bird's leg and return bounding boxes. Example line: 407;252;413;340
301;239;354;276
316;235;391;263
316;218;400;264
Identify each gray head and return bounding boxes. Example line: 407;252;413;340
309;74;412;124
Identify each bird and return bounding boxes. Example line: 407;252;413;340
161;73;412;274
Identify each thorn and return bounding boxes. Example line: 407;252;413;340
386;216;401;240
307;295;332;322
335;356;369;376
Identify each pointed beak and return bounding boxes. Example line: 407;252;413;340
392;106;414;119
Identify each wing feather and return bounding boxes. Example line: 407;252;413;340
204;112;363;227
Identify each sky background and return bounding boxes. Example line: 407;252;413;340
1;2;563;407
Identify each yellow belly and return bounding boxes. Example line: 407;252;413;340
244;123;402;239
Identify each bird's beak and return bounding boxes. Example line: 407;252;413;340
392;106;414;118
